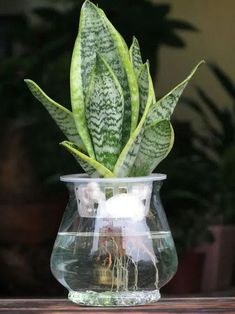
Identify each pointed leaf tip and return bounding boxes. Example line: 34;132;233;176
82;0;99;12
130;36;143;76
82;0;95;8
146;60;205;126
192;59;206;72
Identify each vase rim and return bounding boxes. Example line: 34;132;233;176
60;173;167;183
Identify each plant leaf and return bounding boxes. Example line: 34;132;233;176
70;1;96;158
114;61;204;177
114;127;145;177
86;55;124;171
147;60;156;104
24;79;85;150
62;142;97;176
138;63;153;118
114;64;153;177
71;0;139;151
146;60;205;126
131;120;174;176
130;37;156;106
61;141;115;178
97;5;139;139
130;36;143;76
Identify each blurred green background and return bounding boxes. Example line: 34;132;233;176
0;0;235;297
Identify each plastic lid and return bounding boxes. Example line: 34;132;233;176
60;173;167;183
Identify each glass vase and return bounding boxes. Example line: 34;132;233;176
50;174;178;306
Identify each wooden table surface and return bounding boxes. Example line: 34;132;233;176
0;298;235;314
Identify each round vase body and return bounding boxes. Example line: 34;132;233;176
50;174;178;306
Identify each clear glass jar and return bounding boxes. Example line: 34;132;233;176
50;174;178;306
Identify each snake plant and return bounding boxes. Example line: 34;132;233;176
25;0;204;178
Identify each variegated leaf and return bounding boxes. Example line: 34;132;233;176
146;60;205;126
24;79;85;150
98;8;139;136
114;64;153;177
63;142;96;176
61;141;115;178
138;63;152;118
129;37;156;106
70;1;96;158
71;1;139;150
115;61;204;176
147;60;156;104
130;36;143;76
130;120;174;176
86;55;124;171
113;127;144;177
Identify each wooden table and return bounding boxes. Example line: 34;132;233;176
0;298;235;313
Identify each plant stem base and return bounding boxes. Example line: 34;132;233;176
68;290;161;306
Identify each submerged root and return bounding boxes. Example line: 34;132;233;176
97;235;159;292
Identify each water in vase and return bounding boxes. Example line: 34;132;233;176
51;229;177;294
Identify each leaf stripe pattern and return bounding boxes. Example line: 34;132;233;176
70;1;96;158
63;143;96;176
131;120;174;176
114;65;153;177
147;60;156;104
138;63;151;118
61;141;115;178
146;61;205;126
114;61;204;177
130;37;143;76
86;55;124;171
25;0;205;179
96;6;139;140
129;38;156;106
71;1;139;152
24;79;85;150
114;127;144;177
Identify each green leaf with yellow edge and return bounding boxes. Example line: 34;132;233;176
114;61;204;177
146;60;205;126
62;142;97;176
131;120;174;176
97;5;139;139
138;63;153;118
24;79;85;150
61;141;115;178
129;37;156;108
86;55;124;171
130;36;143;76
70;1;139;151
114;63;153;177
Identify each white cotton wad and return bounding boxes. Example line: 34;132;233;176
98;193;146;221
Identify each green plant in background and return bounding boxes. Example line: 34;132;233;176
182;64;235;224
25;1;204;178
154;121;214;255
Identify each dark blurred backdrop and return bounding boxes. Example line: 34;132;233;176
0;0;235;297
